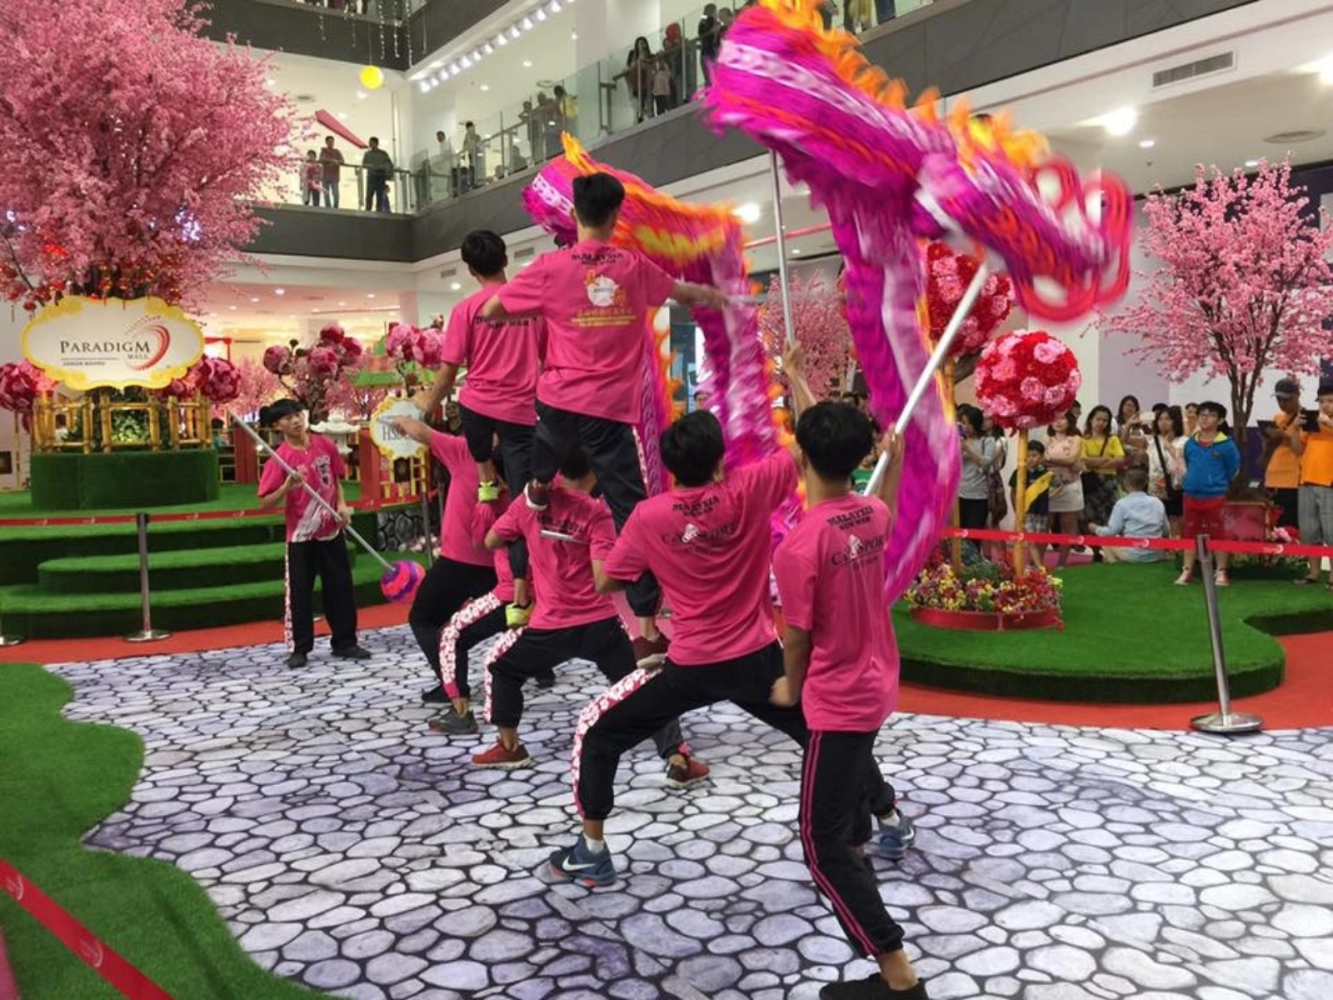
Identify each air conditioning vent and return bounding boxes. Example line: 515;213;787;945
294;93;319;104
1265;129;1326;144
439;266;458;279
513;246;536;261
1151;52;1234;89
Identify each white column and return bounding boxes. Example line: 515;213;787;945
0;306;28;490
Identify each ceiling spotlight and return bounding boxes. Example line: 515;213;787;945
448;63;460;75
228;305;237;311
471;49;482;61
1102;107;1137;137
480;84;490;92
571;31;577;39
481;43;494;56
449;281;462;291
535;8;547;21
521;16;533;30
1320;64;1333;86
356;90;367;100
419;81;430;93
339;301;347;306
1138;138;1156;149
549;0;562;11
274;288;286;296
496;33;507;45
250;296;260;303
1245;158;1261;168
510;25;522;39
791;247;803;255
265;77;275;87
461;55;472;69
732;202;762;224
367;294;376;299
523;59;533;68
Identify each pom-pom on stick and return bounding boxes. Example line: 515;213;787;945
380;560;426;604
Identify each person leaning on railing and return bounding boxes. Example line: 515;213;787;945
362;137;394;213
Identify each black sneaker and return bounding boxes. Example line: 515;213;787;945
820;975;929;999
421;685;449;704
333;645;372;661
535;671;556;689
286;651;308;669
428;707;478;735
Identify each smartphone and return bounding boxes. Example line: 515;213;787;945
1302;410;1321;433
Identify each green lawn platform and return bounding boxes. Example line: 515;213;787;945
39;542;307;595
896;560;1332;703
0;665;318;1000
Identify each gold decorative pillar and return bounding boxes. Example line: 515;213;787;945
1013;429;1029;575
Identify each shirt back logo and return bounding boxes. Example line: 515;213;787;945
586;274;623;308
681;523;700;544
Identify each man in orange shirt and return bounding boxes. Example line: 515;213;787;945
1263;378;1303;529
1292;377;1333;587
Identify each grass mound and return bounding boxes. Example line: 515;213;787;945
895;560;1331;703
0;665;316;1000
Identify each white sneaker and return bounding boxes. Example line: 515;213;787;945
1214;570;1229;588
1174;571;1192;586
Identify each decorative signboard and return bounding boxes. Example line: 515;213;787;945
369;396;427;461
21;296;205;391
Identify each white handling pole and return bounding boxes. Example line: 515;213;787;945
863;262;991;497
768;151;798;348
233;415;393;572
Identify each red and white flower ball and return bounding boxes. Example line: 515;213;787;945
926;243;1015;358
974;330;1081;430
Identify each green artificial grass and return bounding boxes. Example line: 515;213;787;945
0;665;319;1000
0;481;364;523
895;560;1332;703
38;542;311;595
29;450;220;511
0;553;425;639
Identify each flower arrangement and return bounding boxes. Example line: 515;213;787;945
906;560;1063;617
974;330;1081;430
926;243;1015;358
232;357;283;422
262;324;363;423
384;322;446;392
0;361;43;429
758;269;853;399
159;356;242;406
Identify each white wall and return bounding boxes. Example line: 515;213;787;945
0;310;30;490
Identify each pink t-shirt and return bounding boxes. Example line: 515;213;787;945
429;432;494;568
496;240;677;425
772;494;899;733
603;451;797;665
258;434;346;543
441;285;544;426
473;498;516;603
490;486;616;630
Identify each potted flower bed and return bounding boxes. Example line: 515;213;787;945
905;560;1063;631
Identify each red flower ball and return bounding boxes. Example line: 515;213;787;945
926;243;1015;359
974;330;1082;430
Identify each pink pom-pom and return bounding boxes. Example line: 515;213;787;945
380;560;426;604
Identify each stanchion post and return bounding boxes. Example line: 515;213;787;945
1190;534;1262;735
0;610;24;647
125;513;171;643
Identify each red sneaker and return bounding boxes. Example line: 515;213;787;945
632;634;669;668
471;739;535;770
665;755;710;790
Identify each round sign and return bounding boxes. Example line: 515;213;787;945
370;397;428;461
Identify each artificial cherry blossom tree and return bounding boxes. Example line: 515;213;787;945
759;269;853;399
1105;159;1333;451
0;0;295;311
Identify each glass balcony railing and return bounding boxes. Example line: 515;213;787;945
259;0;940;215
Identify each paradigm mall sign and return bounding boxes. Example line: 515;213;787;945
21;296;205;391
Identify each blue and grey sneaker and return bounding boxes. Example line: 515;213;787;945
876;809;917;861
543;837;616;888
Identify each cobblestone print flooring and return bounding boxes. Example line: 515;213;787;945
51;627;1333;1000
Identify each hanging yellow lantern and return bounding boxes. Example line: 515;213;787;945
359;65;385;90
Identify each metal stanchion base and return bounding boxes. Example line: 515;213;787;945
125;629;172;643
0;635;25;647
1191;711;1263;735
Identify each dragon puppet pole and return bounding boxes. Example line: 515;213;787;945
768;151;798;349
232;414;393;572
863;260;991;498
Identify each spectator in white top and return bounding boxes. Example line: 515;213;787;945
1092;467;1169;562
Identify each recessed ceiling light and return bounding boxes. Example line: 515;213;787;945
1320;65;1333;86
732;203;762;224
449;281;462;291
356;90;367;100
1245;158;1261;168
229;305;237;311
250;296;260;303
419;81;430;94
274;288;286;296
336;112;349;120
339;301;347;306
571;31;577;39
480;84;490;92
1102;108;1137;137
265;77;275;87
367;294;376;299
1138;138;1156;149
523;59;533;68
791;247;803;255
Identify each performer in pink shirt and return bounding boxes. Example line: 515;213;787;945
416;230;544;626
544;348;911;898
256;399;370;669
770;353;925;1000
391;418;500;704
470;448;706;788
481;173;728;666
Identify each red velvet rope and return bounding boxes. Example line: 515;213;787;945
944;527;1333;560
